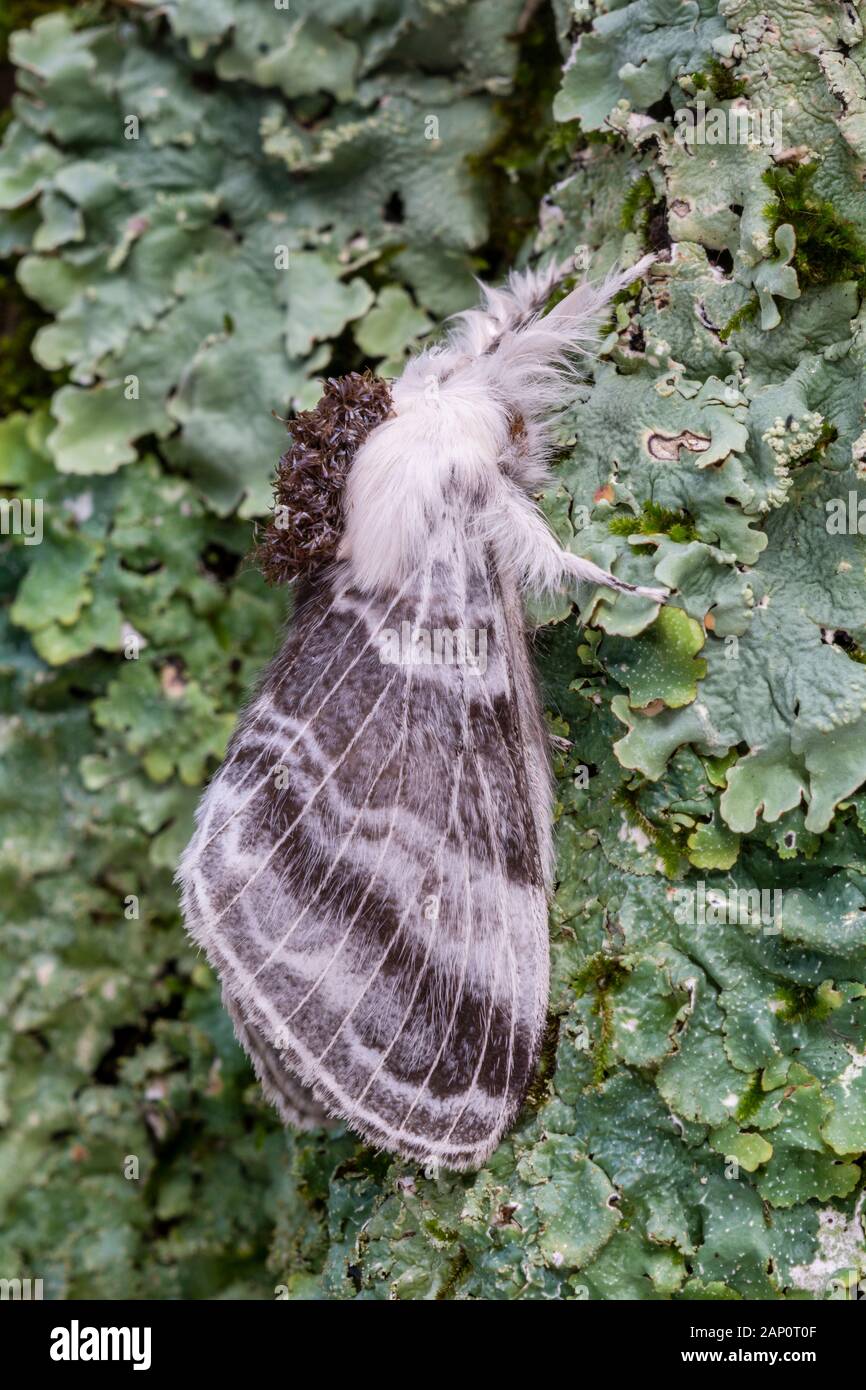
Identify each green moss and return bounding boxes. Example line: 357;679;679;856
762;162;866;292
719;295;760;342
572;952;629;1086
608;500;698;544
542;121;585;164
619;172;655;234
776;981;840;1026
596;269;655;338
734;1072;763;1126
618;169;669;259
436;1248;470;1299
572;951;628;998
687;58;748;102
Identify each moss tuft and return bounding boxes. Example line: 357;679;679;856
776;981;838;1025
619;172;655;234
572;952;629;1086
718;295;760;341
762;162;866;292
608;500;698;544
687;58;748;102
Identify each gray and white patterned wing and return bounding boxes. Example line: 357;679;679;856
179;544;550;1170
222;990;333;1131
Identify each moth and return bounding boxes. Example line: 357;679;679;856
179;255;665;1171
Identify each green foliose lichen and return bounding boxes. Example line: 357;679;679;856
1;0;865;1301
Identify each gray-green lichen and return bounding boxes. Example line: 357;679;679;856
0;0;865;1299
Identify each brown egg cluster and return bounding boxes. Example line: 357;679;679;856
253;371;393;585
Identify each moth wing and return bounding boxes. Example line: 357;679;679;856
222;990;334;1131
179;555;550;1170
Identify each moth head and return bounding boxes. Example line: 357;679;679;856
252;371;393;586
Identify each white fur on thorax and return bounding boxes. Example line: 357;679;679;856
338;373;508;595
339;255;658;600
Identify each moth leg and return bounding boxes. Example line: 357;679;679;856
484;477;667;602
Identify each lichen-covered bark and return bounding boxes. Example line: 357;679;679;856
0;0;865;1299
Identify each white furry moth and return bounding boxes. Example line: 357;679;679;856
179;255;665;1171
